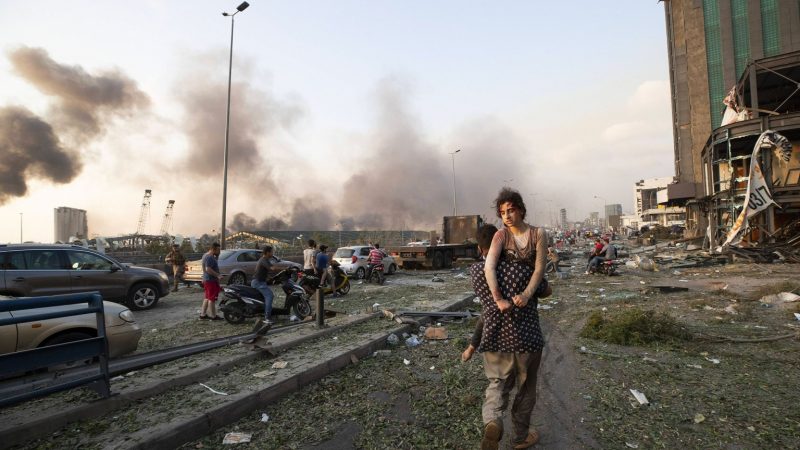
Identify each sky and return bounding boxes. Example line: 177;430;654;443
0;1;675;243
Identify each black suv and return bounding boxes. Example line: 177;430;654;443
0;244;170;310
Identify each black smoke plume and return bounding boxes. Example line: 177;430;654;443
0;106;80;205
8;46;149;143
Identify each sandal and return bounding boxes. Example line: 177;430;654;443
513;431;540;449
199;315;210;320
211;316;224;321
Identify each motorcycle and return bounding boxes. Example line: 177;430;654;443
219;268;312;324
364;263;385;285
588;260;618;276
299;260;351;296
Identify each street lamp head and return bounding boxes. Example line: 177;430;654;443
237;2;250;12
222;12;229;16
455;149;461;153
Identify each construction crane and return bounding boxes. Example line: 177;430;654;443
159;200;175;235
136;189;152;235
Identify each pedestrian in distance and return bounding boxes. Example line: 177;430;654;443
165;243;186;292
200;242;223;320
303;239;317;276
316;244;330;287
251;245;274;324
479;187;548;450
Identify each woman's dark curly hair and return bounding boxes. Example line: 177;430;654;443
494;187;526;220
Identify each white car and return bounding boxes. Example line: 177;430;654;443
333;246;397;279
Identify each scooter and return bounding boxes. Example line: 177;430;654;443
306;260;351;296
219;268;312;324
364;263;385;285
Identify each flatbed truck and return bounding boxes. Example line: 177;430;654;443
386;215;483;269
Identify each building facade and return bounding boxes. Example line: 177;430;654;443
665;0;800;189
54;207;88;243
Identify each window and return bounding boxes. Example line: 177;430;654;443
67;251;114;271
359;248;370;256
731;0;751;77
703;0;725;127
761;0;780;57
0;252;26;270
237;252;258;262
25;250;66;270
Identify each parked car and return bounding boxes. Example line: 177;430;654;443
184;249;302;286
0;294;142;358
0;244;170;311
333;245;397;279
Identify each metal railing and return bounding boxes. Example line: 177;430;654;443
0;292;111;408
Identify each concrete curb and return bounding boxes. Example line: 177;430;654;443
125;294;477;450
0;313;380;448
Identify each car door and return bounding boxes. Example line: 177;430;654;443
4;250;71;297
358;247;370;268
66;250;127;300
0;295;17;354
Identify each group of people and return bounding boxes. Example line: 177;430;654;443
584;236;617;274
461;187;551;450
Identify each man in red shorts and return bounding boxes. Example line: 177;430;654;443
200;242;222;320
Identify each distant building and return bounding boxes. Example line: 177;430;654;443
589;212;600;227
605;204;622;218
559;209;567;230
54;207;88;243
634;178;686;228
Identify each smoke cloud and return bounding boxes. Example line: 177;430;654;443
226;77;530;232
174;55;304;195
0;106;81;205
8;46;149;143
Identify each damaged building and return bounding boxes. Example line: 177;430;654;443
701;51;800;247
663;0;800;248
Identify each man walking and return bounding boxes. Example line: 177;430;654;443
316;245;330;286
200;242;222;320
303;239;317;276
165;243;186;292
251;246;274;324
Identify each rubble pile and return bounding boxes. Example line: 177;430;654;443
723;219;800;263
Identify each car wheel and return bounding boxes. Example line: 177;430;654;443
355;267;365;279
128;283;160;311
388;264;397;275
229;272;246;286
41;331;96;369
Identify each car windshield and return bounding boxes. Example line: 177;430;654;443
335;249;354;258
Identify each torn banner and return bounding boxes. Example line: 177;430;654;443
722;130;793;247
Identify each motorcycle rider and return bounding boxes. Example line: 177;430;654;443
586;237;617;274
251;246;274;323
366;242;386;280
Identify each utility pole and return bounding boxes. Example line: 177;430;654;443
449;149;461;216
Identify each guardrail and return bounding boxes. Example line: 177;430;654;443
0;292;111;408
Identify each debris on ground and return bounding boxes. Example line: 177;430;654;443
271;361;288;369
260;413;269;423
431;276;445;282
199;383;228;396
252;370;276;378
629;389;649;405
424;327;448;340
387;333;399;345
222;432;252;444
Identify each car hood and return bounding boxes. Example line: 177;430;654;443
124;265;166;275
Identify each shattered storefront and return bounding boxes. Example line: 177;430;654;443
700;52;800;255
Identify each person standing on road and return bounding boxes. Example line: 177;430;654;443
316;245;330;286
251;246;274;323
165;243;186;292
303;239;318;276
480;187;548;450
200;242;222;321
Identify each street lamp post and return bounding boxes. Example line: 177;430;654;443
449;149;461;216
219;1;250;250
594;195;607;230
